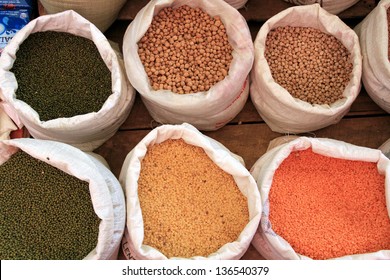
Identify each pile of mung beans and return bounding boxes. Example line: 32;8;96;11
265;26;353;105
0;150;100;260
137;139;249;258
138;5;233;94
12;31;112;121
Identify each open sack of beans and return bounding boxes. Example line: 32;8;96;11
0;10;135;152
354;0;390;113
250;4;362;133
283;0;360;14
119;123;261;259
250;136;390;260
122;0;253;131
0;138;126;259
39;0;127;32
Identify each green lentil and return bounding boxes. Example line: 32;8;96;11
0;150;101;260
11;31;112;121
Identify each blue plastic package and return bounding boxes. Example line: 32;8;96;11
0;0;33;54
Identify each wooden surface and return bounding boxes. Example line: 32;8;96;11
95;0;390;260
118;0;376;21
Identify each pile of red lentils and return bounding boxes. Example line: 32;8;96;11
265;26;353;105
137;139;249;258
138;5;233;94
269;148;390;259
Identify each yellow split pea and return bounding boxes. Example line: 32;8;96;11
138;139;249;258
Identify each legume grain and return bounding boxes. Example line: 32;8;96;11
138;5;233;94
12;31;112;121
265;26;353;105
269;148;390;259
138;139;248;258
0;150;100;260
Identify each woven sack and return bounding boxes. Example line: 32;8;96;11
283;0;360;14
0;138;126;259
250;4;362;133
119;123;261;260
39;0;126;32
250;136;390;260
0;10;135;152
354;0;390;113
122;0;253;131
225;0;248;9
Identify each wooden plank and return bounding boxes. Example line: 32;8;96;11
118;89;386;130
117;0;375;22
96;116;390;179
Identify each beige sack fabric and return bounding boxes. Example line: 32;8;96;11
39;0;127;32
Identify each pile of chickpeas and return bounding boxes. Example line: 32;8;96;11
138;5;233;94
265;26;353;105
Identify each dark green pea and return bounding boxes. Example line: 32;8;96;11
0;150;100;260
11;31;112;121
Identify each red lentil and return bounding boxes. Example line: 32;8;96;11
138;139;248;258
269;148;390;259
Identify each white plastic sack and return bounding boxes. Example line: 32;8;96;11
119;123;261;260
0;104;17;140
0;138;126;259
250;4;362;133
123;0;253;131
250;136;390;260
0;10;135;152
379;138;390;159
225;0;248;9
283;0;360;14
40;0;127;32
354;0;390;113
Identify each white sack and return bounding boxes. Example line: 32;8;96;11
40;0;127;32
0;138;126;259
283;0;360;14
0;10;135;152
354;0;390;113
122;0;253;131
0;104;17;140
379;138;390;159
119;123;262;260
225;0;248;9
250;136;390;260
250;4;362;133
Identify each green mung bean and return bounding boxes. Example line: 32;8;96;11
12;31;112;121
0;150;101;260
